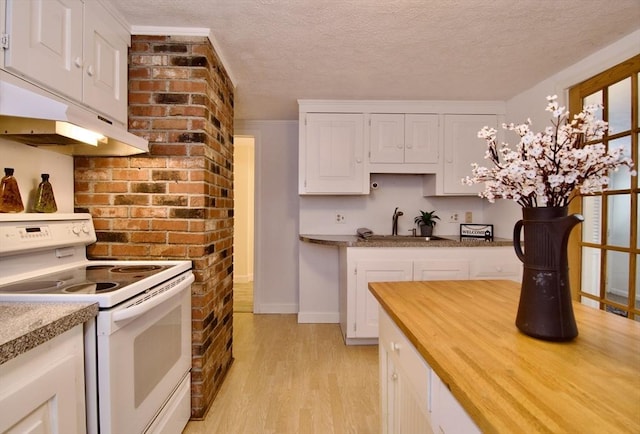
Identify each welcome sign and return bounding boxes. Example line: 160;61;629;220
460;224;494;241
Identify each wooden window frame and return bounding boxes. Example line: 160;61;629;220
568;54;640;319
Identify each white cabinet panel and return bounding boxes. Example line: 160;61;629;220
301;113;367;194
83;1;128;123
355;260;413;338
430;371;481;434
370;113;439;171
370;113;405;163
3;0;130;123
413;259;469;281
0;326;86;434
405;114;439;164
380;309;433;434
4;0;84;100
442;114;497;195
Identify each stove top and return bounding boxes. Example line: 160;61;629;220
0;264;171;294
0;214;193;308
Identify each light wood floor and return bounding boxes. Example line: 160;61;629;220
183;313;380;434
233;281;253;313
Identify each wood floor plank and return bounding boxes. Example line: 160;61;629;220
183;313;379;434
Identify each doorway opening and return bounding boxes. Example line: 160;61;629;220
233;136;255;313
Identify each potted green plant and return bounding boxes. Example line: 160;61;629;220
414;210;440;237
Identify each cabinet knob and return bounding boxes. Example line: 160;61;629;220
390;342;400;352
397;144;403;149
406;144;413;149
391;372;398;381
86;65;95;77
74;57;83;68
356;158;362;164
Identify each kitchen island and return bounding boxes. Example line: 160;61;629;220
369;279;640;433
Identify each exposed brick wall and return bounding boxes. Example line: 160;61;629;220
74;35;234;419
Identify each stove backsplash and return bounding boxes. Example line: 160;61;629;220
1;138;74;213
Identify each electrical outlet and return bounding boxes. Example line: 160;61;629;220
465;211;473;223
448;212;459;223
335;212;346;224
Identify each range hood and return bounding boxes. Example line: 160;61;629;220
0;80;149;156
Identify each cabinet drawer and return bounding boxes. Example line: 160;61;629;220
470;261;521;280
379;309;430;409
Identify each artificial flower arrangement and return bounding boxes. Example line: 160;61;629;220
462;95;635;207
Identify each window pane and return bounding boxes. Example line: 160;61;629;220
605;250;629;308
608;136;632;190
582;195;601;244
581;246;601;297
607;193;630;247
607;78;631;134
584;91;603;118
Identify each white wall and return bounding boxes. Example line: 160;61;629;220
300;174;487;236
233;137;254;283
234;120;300;314
0;139;75;212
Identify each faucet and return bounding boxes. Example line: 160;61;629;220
392;207;404;236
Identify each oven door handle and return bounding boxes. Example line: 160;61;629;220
112;273;194;322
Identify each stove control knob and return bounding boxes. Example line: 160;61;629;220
82;224;90;234
72;225;81;235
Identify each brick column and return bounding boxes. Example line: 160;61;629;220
74;35;234;418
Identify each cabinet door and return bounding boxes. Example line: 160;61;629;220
355;260;412;338
413;260;469;281
370;114;404;163
4;0;83;100
443;114;497;195
430;371;481;434
302;113;367;194
380;309;434;434
0;326;86;434
370;114;439;165
83;1;129;123
405;114;439;164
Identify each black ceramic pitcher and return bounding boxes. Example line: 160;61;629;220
513;206;584;341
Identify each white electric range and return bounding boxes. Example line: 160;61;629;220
0;213;194;434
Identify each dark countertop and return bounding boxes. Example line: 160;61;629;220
299;234;513;247
0;302;98;364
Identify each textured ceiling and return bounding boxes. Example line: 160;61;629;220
107;0;640;120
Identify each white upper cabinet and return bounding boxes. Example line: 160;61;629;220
298;100;505;195
442;114;497;195
83;1;128;123
4;0;84;100
3;0;130;124
300;112;368;194
370;113;439;172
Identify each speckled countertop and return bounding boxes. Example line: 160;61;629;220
299;234;513;247
0;302;98;364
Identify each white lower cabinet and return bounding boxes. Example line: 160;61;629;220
0;325;86;434
380;309;480;434
340;246;520;344
355;260;413;339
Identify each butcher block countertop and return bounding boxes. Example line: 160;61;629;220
369;280;640;434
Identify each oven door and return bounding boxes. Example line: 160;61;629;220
96;271;194;434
